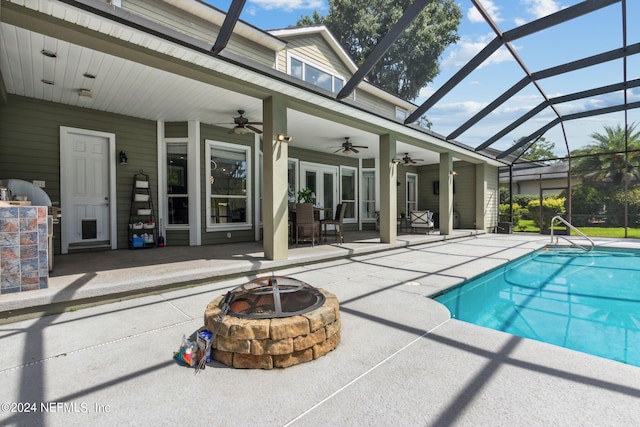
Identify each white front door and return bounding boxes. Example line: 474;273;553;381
60;127;117;253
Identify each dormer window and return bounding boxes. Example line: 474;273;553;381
289;55;344;93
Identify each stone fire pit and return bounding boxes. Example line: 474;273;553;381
204;277;340;369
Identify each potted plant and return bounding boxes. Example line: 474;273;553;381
297;188;313;203
399;208;406;219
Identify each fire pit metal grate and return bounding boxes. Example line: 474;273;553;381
225;276;326;319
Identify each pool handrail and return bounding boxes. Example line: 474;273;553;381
550;215;595;251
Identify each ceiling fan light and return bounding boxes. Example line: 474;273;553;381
233;126;249;135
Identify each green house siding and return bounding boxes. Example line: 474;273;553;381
122;0;276;67
355;90;397;119
0;94;157;253
451;162;476;228
278;35;352;79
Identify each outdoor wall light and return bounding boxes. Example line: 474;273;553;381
391;159;401;165
450;170;457;176
119;151;128;165
277;133;293;142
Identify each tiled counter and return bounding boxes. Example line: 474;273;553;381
0;206;49;294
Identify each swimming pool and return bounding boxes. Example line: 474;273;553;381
435;247;640;367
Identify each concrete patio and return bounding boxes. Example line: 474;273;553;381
1;232;640;426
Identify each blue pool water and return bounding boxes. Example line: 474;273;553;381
436;247;640;367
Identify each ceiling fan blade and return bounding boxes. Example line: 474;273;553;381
246;125;263;134
350;147;359;153
414;158;425;162
353;145;368;149
246;121;262;125
333;148;343;153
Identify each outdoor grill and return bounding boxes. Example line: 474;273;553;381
204;276;340;369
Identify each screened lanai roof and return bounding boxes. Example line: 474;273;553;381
215;0;639;164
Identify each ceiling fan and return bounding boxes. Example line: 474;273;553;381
398;153;424;165
218;110;263;135
332;137;368;154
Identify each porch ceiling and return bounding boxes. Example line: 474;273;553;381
0;0;485;167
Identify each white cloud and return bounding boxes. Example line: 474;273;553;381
521;0;561;19
250;0;324;12
467;0;502;24
417;86;436;100
514;17;527;26
434;100;489;116
441;35;516;69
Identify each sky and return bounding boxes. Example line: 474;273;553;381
204;0;640;158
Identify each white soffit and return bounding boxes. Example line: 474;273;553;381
5;0;500;165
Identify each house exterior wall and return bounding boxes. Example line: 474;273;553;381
0;94;158;253
122;0;276;67
354;90;398;119
510;179;569;196
412;162;481;229
417;165;439;213
480;165;500;231
451;162;477;228
276;34;352;78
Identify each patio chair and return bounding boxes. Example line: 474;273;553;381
410;210;434;234
295;202;320;247
321;203;346;244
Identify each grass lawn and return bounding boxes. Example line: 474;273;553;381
573;227;640;238
513;219;640;238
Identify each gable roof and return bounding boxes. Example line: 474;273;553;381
270;25;417;111
269;26;358;74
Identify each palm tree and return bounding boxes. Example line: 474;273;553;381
571;123;640;185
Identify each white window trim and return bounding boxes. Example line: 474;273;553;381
288;158;299;203
340;165;358;224
360;167;377;222
206;140;252;232
164;138;190;231
286;52;346;93
406;172;418;214
254;136;262;241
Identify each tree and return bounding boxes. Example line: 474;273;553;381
511;136;556;162
296;0;462;101
571;123;640;185
559;184;604;226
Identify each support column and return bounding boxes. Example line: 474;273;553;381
379;134;397;243
475;163;487;231
439;153;453;235
263;96;289;260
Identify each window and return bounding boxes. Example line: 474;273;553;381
361;169;376;220
206;141;251;229
166;142;188;226
406;173;418;214
341;166;357;221
288;160;298;209
289;55;345;93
